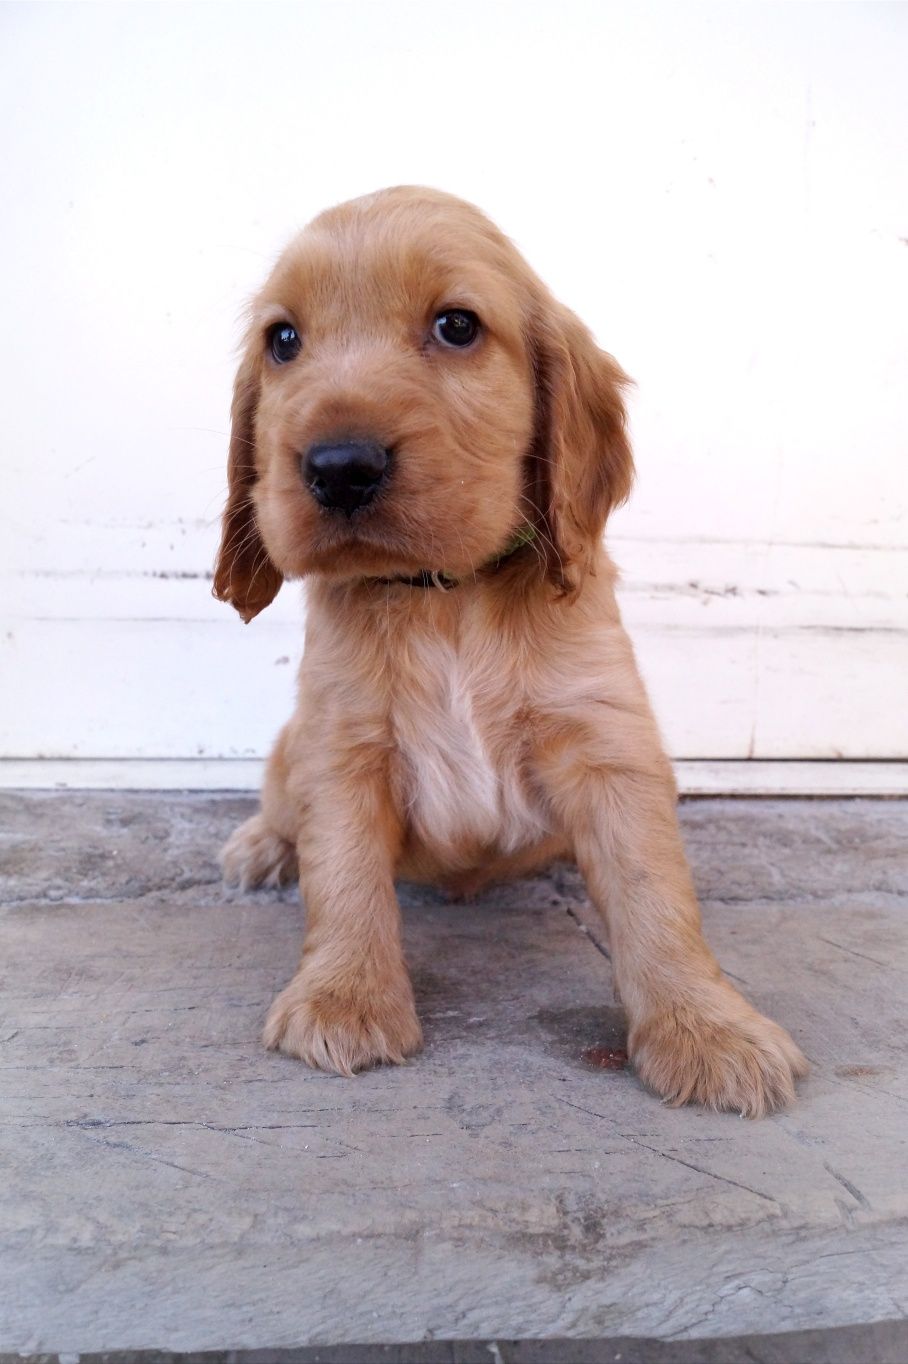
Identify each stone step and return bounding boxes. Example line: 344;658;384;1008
1;794;906;1355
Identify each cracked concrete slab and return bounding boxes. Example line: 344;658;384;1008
0;793;906;1354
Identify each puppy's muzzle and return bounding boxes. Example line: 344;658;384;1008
303;440;390;515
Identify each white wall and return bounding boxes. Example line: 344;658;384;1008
2;0;906;763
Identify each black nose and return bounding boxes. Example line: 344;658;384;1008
303;440;390;514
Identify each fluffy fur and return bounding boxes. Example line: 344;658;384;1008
215;187;807;1116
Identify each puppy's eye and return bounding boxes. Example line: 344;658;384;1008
432;309;480;348
269;323;301;363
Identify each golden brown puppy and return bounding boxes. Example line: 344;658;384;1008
215;186;807;1116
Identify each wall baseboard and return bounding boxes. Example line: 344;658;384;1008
675;760;907;797
0;758;905;797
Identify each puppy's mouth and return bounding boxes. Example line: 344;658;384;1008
304;498;432;578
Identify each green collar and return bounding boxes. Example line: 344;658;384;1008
379;524;537;591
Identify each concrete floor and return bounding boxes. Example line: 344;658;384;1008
1;793;907;1360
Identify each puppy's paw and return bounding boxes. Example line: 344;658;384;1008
263;966;423;1076
630;991;808;1118
220;814;298;890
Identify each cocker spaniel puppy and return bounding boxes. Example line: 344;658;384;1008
215;186;806;1116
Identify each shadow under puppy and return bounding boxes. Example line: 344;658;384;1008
214;186;807;1117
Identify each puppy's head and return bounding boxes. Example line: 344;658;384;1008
213;187;633;620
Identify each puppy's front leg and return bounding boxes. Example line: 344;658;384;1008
539;741;807;1116
263;762;422;1075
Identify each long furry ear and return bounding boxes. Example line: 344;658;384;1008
212;349;283;622
527;299;634;593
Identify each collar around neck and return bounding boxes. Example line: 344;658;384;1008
376;523;537;591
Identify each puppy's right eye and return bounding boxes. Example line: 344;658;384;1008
269;323;301;364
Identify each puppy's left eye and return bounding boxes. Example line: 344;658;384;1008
432;309;480;348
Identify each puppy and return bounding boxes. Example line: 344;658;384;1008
215;186;807;1116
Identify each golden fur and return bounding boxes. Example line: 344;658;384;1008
214;187;807;1116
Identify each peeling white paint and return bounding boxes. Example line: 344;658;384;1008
2;4;906;769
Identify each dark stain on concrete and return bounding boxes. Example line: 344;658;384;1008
534;1005;628;1069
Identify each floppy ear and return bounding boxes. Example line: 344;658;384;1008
527;298;634;593
212;349;283;622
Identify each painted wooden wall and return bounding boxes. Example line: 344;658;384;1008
3;2;906;764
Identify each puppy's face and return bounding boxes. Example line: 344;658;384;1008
215;188;633;620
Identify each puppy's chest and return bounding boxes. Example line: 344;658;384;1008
390;640;547;856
